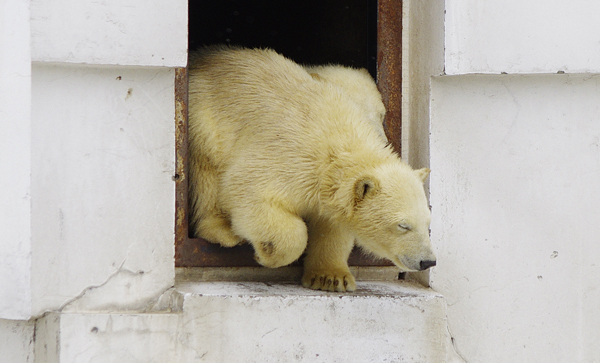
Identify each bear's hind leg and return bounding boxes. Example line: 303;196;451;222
197;212;243;247
302;217;356;292
231;204;308;268
189;154;243;247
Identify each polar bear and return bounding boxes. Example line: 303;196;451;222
188;46;435;292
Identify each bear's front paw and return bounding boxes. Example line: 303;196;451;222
302;269;356;292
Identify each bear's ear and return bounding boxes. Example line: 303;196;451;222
354;176;379;203
415;168;431;183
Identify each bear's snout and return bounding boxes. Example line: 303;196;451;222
419;260;437;270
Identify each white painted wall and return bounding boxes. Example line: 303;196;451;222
178;282;456;363
399;0;445;286
35;312;180;363
429;3;600;361
2;0;598;361
1;0;183;323
0;319;34;363
30;64;176;316
445;0;600;74
30;0;187;67
401;0;445;168
0;0;33;320
430;75;600;362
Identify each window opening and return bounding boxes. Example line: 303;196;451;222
176;0;402;267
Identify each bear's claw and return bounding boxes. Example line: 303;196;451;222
302;270;356;292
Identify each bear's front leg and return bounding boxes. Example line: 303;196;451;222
230;203;308;268
302;217;356;292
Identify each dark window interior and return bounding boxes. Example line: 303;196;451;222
189;0;378;78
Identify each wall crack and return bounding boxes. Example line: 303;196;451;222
57;258;129;313
446;313;468;363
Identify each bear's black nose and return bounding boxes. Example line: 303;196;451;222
419;260;437;270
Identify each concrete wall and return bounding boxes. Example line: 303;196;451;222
0;0;33;321
2;0;599;361
1;0;186;322
30;0;187;66
445;0;600;74
400;0;445;286
431;74;600;362
429;1;600;362
30;64;176;316
0;319;34;363
401;0;445;168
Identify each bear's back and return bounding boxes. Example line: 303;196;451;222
188;47;391;191
189;46;315;124
189;47;374;160
190;46;310;91
188;46;326;164
188;46;398;218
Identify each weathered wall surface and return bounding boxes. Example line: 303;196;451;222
428;2;600;362
0;319;34;363
3;0;600;361
0;0;33;320
30;0;187;66
1;0;186;322
401;0;445;170
431;74;600;362
430;4;600;359
445;0;600;74
30;64;176;316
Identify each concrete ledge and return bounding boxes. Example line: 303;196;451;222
176;266;402;283
35;312;181;363
176;280;455;363
33;281;460;362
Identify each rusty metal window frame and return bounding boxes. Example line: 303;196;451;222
175;0;402;268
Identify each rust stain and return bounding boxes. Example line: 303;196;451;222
377;0;403;157
174;67;190;265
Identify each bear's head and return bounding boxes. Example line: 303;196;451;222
346;164;436;272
